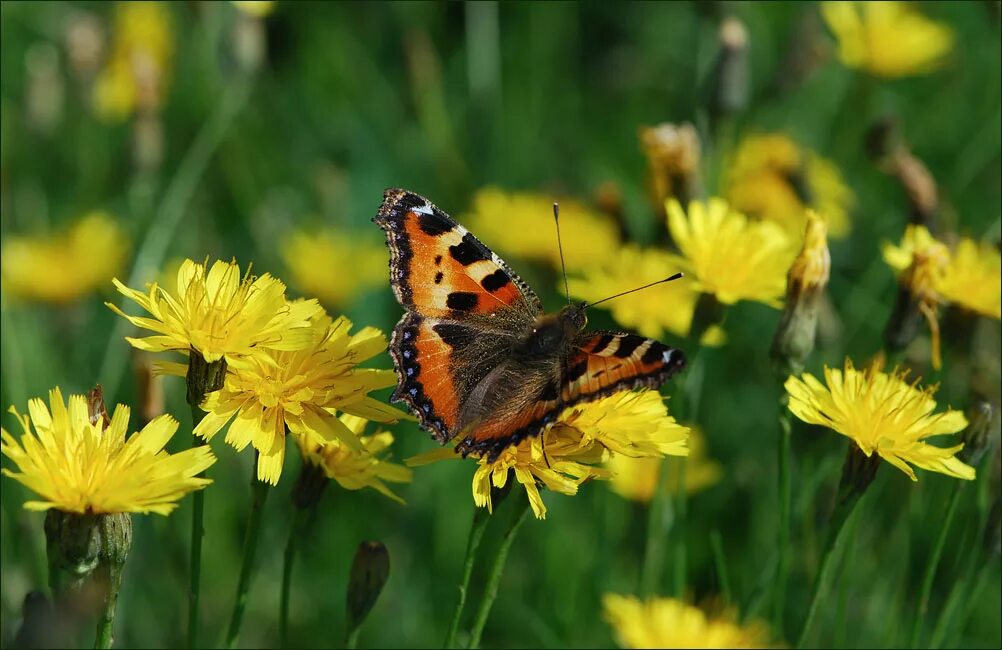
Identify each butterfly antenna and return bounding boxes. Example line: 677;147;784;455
553;202;571;305
584;272;684;309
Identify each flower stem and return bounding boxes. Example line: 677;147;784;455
226;469;270;649
709;530;731;605
444;504;492;649
345;627;360;649
640;458;671;597
796;481;868;647
909;481;965;647
466;493;531;649
671;459;688;597
773;401;793;633
280;506;312;649
93;560;125;650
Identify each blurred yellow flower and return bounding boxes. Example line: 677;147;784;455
785;359;974;481
93;1;174;120
463;187;620;271
188;312;406;484
608;426;721;502
1;388;215;515
603;594;772;649
640;122;702;208
822;1;954;78
667;198;797;307
282;228;386;307
411;390;689;519
726;133;854;238
108;258;322;364
2;212;128;303
296;413;411;503
883;225;1002;320
231;1;277;17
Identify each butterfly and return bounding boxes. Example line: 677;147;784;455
373;188;686;461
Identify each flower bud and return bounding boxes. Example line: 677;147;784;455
708;16;749;120
866;118;939;231
44;511;133;595
186;350;228;408
640;123;702;215
291;458;329;510
836;444;880;511
346;541;390;642
772;212;830;377
959;401;997;467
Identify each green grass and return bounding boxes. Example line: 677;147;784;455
1;2;1000;648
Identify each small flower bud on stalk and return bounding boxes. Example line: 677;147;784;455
346;541;391;648
866;118;939;232
708;16;749;123
771;212;830;378
958;401;997;467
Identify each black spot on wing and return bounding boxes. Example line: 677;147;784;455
434;272;444;284
481;269;511;292
434;255;442;265
590;333;616;355
446;292;478;311
566;360;588;383
418;213;452;236
641;341;668;365
431;323;470;350
449;233;489;266
614;335;643;358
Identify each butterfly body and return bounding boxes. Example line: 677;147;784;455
374;188;685;461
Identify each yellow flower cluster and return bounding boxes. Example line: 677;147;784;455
726;133;854;238
412;390;689;519
822;1;954;78
603;594;772;648
608;426;721;502
282;228;387;307
2;212;128;303
1;388;215;515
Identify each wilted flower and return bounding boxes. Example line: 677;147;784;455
282;228;386;307
1;388;215;515
607;426;721;502
603;594;772;649
667;198;797;307
785;359;975;481
2;212;128;303
411;390;689;519
726;133;854;238
185;312;406;484
463;187;620;271
821;1;953;78
296;414;411;502
108;258;322;365
92;1;174;120
640;123;702;209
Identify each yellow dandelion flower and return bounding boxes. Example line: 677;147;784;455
603;594;772;649
821;1;953;78
93;1;174;121
463;187;620;271
281;228;386;307
884;225;1001;320
2;212;128;303
726;133;854;238
567;246;726;346
108;258;323;364
785;359;974;481
296;413;411;503
1;388;215;515
411;390;689;519
667;198;797;307
608;426;721;502
189;312;406;485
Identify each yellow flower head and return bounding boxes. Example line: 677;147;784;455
667;198;797;307
108;258;323;364
463;187;620;271
726;133;854;238
296;413;412;503
603;594;772;649
787;211;831;300
1;388;215;515
2;212;128;303
93;1;174;120
785;359;974;481
281;228;387;307
608;425;721;502
822;1;954;78
189;312;406;484
411;390;689;519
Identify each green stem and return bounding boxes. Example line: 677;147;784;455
709;529;731;605
671;459;688;597
93;561;125;649
796;488;867;647
466;494;531;649
640;459;671;597
773;402;793;632
444;504;492;649
908;481;964;648
345;627;360;650
280;507;312;649
226;470;271;649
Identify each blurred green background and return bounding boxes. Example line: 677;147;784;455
1;2;1000;648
